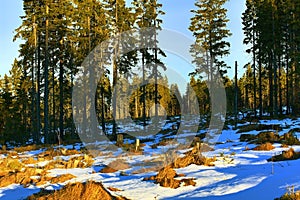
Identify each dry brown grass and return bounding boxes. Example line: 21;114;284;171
237;124;282;133
13;145;40;153
143;165;196;189
280;131;300;145
275;190;300;200
0;158;24;174
44;154;94;170
256;131;280;144
27;181;128;200
107;187;123;192
253;143;275;151
281;144;289;148
22;157;38;165
0;167;45;187
49;174;76;184
143;147;215;189
268;148;300;162
172;147;215;168
37;148;82;161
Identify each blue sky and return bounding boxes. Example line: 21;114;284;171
0;0;247;78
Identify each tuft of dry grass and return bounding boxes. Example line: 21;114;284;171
143;165;196;189
27;181;129;200
275;190;300;200
253;143;275;151
256;131;280;144
0;167;45;187
172;147;215;168
0;158;24;174
280;131;300;145
143;146;215;189
44;154;94;170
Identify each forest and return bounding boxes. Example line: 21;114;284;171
0;0;300;147
1;0;300;199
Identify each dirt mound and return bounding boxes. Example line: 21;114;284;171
27;181;128;200
144;165;196;189
253;143;275;151
100;159;130;173
268;148;300;162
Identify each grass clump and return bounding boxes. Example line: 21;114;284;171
275;187;300;200
268;148;300;162
171;147;215;168
253;143;275;151
143;146;215;189
143;165;196;189
280;131;300;145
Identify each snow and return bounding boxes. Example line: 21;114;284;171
1;117;300;199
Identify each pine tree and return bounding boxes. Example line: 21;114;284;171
242;0;258;116
189;0;232;80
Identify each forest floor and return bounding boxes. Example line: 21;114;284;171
0;117;300;199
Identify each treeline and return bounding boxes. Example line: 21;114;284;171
242;0;300;117
1;0;300;146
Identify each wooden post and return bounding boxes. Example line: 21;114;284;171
117;134;123;146
135;139;140;151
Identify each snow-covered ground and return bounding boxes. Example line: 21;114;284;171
1;117;300;200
